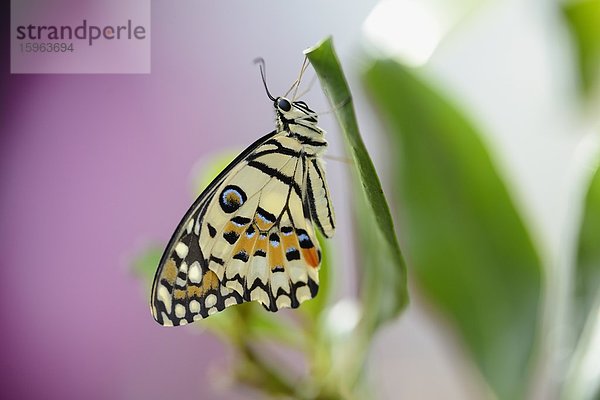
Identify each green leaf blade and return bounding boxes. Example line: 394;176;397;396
562;161;600;400
364;59;543;400
562;0;600;98
305;37;409;330
574;162;600;333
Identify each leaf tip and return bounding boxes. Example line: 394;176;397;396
304;36;334;56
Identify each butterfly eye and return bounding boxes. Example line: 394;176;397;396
277;98;291;112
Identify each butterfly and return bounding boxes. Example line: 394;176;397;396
150;59;335;326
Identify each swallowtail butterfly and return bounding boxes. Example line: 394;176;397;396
151;59;335;326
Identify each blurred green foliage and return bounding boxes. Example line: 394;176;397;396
562;0;600;98
574;162;600;339
364;60;542;400
562;162;600;400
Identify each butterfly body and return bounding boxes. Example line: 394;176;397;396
151;96;335;326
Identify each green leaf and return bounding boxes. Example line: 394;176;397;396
364;59;543;400
562;161;600;400
561;296;600;400
562;0;600;97
305;37;409;331
574;160;600;339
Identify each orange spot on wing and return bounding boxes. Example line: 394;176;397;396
280;233;297;252
301;247;320;268
254;233;268;255
187;286;202;297
223;221;245;236
202;270;220;291
233;227;258;257
161;259;178;284
269;238;284;270
255;217;274;232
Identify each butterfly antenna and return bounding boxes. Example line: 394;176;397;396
254;57;276;101
285;56;309;100
292;57;310;101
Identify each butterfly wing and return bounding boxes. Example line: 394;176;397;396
150;130;277;326
306;158;335;238
151;132;324;326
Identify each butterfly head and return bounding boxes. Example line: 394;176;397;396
254;58;320;133
274;96;318;129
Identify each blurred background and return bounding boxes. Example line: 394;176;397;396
1;0;599;399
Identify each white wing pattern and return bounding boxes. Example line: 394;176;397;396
151;110;335;326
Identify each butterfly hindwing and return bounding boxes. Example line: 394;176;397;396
151;131;278;325
218;156;321;312
306;158;335;238
151;132;324;326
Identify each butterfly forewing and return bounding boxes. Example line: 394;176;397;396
151;130;326;326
